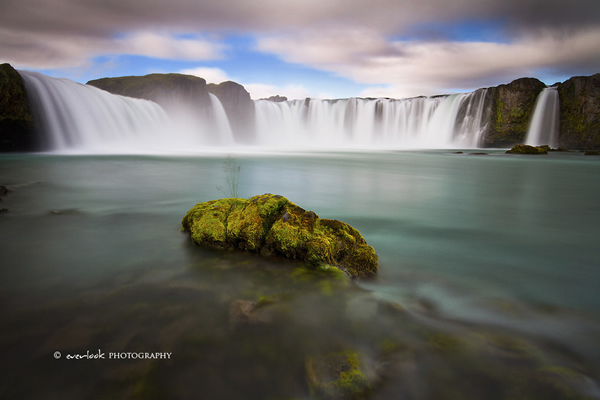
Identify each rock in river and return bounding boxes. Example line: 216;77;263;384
181;194;378;279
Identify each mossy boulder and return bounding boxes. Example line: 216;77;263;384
0;63;38;152
181;194;378;278
506;144;548;154
549;147;570;152
305;350;372;400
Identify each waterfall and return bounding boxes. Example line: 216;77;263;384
453;88;490;148
208;93;235;145
18;71;233;153
254;92;491;149
17;70;498;152
525;87;559;148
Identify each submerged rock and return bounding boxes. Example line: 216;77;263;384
305;350;373;400
182;194;378;278
505;144;548;154
584;150;600;155
229;299;269;327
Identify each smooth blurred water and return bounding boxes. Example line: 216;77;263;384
1;150;600;399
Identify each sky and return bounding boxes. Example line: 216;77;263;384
2;0;600;100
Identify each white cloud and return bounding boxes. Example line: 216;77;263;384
118;32;224;60
177;66;316;99
0;29;225;70
2;0;599;98
179;67;232;83
256;27;600;98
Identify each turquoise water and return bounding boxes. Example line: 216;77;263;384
1;150;599;399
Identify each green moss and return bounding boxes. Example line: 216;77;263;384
558;76;600;149
227;194;288;251
305;350;371;400
486;79;546;147
377;338;407;357
429;333;461;353
509;106;525;119
183;194;378;278
128;363;165;400
318;280;334;296
291;264;349;284
181;198;237;249
495;97;505;125
506;144;548;154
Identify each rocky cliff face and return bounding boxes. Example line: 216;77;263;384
261;95;287;102
87;75;256;143
207;81;256;143
0;64;38;152
482;78;546;148
87;73;212;115
2;63;600;151
558;74;600;150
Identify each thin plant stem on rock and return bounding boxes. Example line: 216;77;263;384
217;156;241;199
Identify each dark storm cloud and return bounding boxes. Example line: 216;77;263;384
3;0;598;38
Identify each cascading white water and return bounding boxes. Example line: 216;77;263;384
18;70;496;152
453;88;490;148
18;71;234;153
525;87;559;148
208;93;235;145
254;91;491;149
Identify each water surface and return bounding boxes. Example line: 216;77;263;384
1;150;599;399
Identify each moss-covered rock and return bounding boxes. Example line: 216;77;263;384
505;144;548;154
182;194;378;278
483;78;546;148
558;73;600;150
305;350;372;400
0;63;38;152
